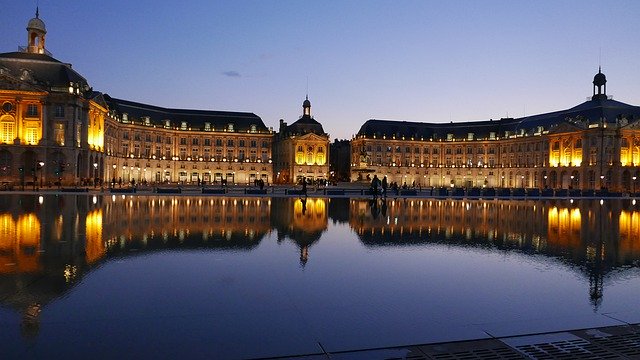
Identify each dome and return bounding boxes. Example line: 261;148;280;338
303;98;311;108
593;69;606;86
27;17;46;32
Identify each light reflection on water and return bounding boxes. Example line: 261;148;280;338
0;195;639;355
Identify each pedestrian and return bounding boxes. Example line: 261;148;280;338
382;176;388;197
301;176;307;197
371;174;380;197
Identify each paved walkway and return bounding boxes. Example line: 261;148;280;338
274;323;640;359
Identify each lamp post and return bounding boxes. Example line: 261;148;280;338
521;175;525;188
38;161;44;189
544;175;548;189
112;164;117;187
633;176;637;195
600;175;605;190
93;162;98;188
570;175;574;190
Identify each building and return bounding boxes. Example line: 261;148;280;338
329;139;351;182
272;96;330;184
0;11;274;187
103;96;273;186
0;10;106;188
351;71;640;192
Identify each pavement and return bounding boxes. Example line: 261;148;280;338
274;323;640;359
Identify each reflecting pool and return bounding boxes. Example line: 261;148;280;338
1;195;639;358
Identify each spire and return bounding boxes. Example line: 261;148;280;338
26;7;47;54
302;96;311;117
592;67;607;100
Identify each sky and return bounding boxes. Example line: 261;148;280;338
2;1;640;140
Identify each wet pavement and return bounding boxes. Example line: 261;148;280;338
277;323;640;359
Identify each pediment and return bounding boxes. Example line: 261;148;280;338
296;132;329;142
621;118;640;130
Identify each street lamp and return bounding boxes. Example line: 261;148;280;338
600;175;605;190
521;175;525;188
543;175;548;189
38;161;44;189
570;175;574;189
112;164;117;187
93;162;98;188
633;176;637;194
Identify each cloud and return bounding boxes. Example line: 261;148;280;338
222;71;241;78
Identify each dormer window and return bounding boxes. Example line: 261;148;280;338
204;122;211;131
446;133;453;141
250;124;257;133
489;132;496;140
228;123;234;132
144;117;151;126
467;133;474;141
122;113;128;122
181;122;187;130
164;120;171;128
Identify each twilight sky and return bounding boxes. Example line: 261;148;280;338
2;1;640;140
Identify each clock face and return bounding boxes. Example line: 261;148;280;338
2;102;12;112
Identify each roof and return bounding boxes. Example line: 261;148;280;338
284;115;327;136
104;95;270;133
0;51;88;90
357;98;640;140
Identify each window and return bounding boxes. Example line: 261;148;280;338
53;123;65;146
0;119;15;144
250;125;257;133
180;138;187;145
27;104;38;117
55;105;65;117
166;137;172;144
216;139;222;146
122;131;129;140
146;134;152;142
181;122;187;130
250;140;257;147
239;140;245;147
204;122;211;131
228;124;234;132
262;141;268;148
192;138;199;145
204;138;211;146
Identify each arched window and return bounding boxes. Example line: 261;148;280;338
0;116;16;144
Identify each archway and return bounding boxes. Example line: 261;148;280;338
0;150;12;178
570;170;580;190
20;150;37;188
622;170;631;192
549;171;558;188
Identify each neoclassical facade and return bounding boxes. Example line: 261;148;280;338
102;96;273;185
0;12;274;187
272;97;330;184
351;70;640;192
0;11;106;187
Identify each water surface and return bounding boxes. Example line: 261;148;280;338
1;195;639;358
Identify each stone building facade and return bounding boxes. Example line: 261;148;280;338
350;70;640;192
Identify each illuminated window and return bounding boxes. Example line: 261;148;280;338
250;125;257;133
25;127;38;145
54;123;65;146
228;124;234;132
1;119;15;144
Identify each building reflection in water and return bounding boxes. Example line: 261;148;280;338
0;195;639;338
